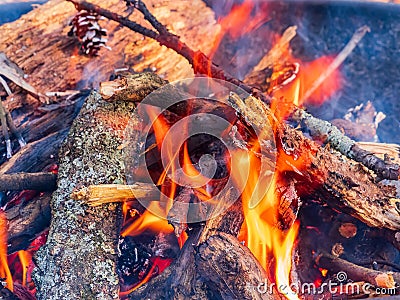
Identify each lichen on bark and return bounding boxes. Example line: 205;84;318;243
32;90;138;299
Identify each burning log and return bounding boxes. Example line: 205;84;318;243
66;0;400;182
32;91;138;299
73;72;399;298
227;93;400;230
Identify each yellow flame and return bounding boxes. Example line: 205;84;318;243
232;148;299;299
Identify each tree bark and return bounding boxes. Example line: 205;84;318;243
32;91;138;299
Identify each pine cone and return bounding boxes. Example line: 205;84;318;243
68;10;111;56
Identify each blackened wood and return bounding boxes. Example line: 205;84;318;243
0;130;67;174
196;232;274;300
6;192;51;254
0;172;56;191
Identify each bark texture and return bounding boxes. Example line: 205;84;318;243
32;91;137;299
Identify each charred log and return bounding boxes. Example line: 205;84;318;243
6;192;51;254
0;172;56;191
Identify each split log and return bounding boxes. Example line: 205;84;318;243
71;183;159;206
32;91;138;299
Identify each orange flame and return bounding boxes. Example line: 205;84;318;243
271;55;341;120
0;210;13;292
121;202;173;237
233;146;300;299
209;0;257;59
18;250;32;286
123;106;177;237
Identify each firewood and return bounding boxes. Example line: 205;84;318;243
0;130;66;175
0;52;43;101
119;85;263;298
68;0;400;181
315;252;400;289
71;183;158;206
0;90;86;172
32;91;137;299
96;74;400;231
6;192;51;254
196;233;274;300
0;172;56;191
228;93;400;230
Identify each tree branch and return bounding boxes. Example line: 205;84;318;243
0;172;57;191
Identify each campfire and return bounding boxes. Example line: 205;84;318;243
0;0;399;299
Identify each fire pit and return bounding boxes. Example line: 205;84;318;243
0;0;399;299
